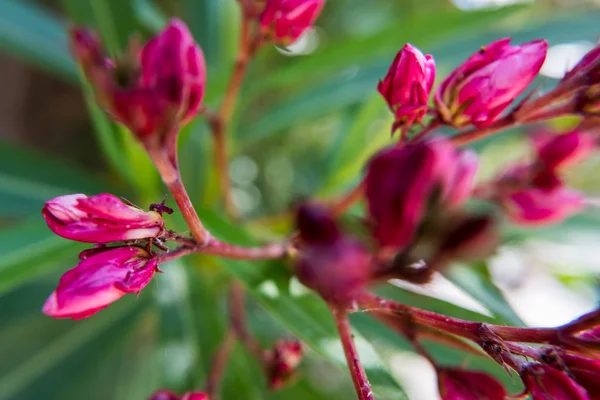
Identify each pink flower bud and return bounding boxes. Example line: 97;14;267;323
181;393;209;400
534;131;596;171
42;246;158;319
435;38;547;128
378;44;436;132
503;187;585;225
562;44;600;86
260;0;326;44
148;391;208;400
437;368;506;400
549;352;600;399
148;391;180;400
70;19;206;139
295;204;371;306
365;138;477;250
521;363;590;400
264;339;304;390
42;193;164;243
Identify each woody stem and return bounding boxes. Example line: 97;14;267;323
354;292;600;350
331;307;374;400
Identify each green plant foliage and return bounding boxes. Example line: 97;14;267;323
1;0;599;399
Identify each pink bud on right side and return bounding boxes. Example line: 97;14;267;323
435;38;547;128
437;368;506;400
378;44;436;133
521;363;590;400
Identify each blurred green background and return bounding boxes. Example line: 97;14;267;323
1;0;600;399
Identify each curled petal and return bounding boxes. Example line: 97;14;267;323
42;246;158;319
43;193;164;243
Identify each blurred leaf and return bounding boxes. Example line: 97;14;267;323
153;260;203;391
0;218;82;296
194;209;407;398
0;0;76;81
0;297;144;399
132;0;168;32
62;0;140;54
447;263;525;327
238;9;600;144
0;142;109;217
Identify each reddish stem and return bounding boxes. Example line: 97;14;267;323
157;240;288;263
230;281;263;358
353;292;599;348
331;307;374;400
210;7;263;219
205;330;236;400
330;181;365;216
146;143;211;245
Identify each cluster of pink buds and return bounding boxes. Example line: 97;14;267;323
41;194;166;319
364;138;496;283
480;130;597;225
71;19;206;141
40;0;600;397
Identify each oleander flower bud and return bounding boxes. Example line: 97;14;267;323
435;38;547;128
437;368;506;400
365;138;477;251
521;363;590;400
43;193;164;243
148;391;209;400
534;130;596;170
260;0;326;45
541;348;600;399
495;131;594;226
264;339;304;390
70;19;206;139
295;204;371;306
562;44;600;86
42;247;159;319
378;44;436;133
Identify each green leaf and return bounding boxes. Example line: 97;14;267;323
194;209;407;398
0;218;82;296
447;263;525;327
0;296;144;399
0;0;76;81
0;142;109;217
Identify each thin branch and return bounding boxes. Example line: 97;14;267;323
205;330;236;400
331;307;374;400
156;240;289;263
145;142;211;245
230;281;263;358
209;7;263;219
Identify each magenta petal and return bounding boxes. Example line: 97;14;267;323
260;0;326;43
523;364;590;400
43;247;158;319
43;193;164;243
438;368;506;400
378;43;436;130
504;187;585;225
